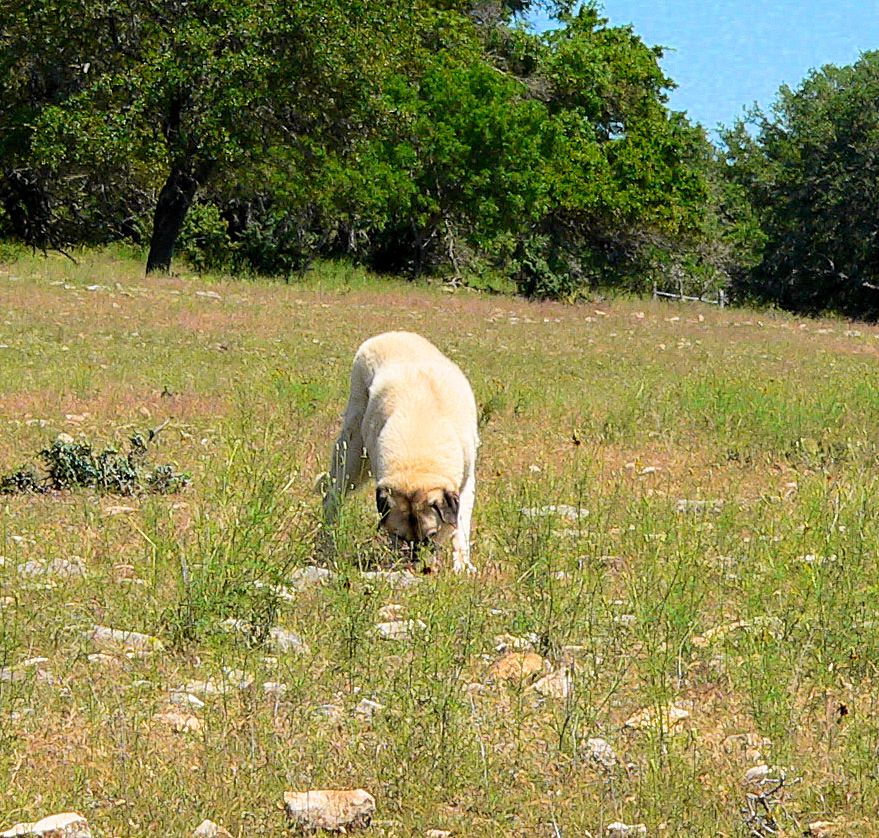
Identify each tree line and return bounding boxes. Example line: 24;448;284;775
2;1;878;318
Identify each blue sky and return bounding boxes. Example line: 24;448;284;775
529;1;879;136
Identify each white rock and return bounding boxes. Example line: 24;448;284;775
529;668;572;699
0;657;50;683
354;699;384;719
263;681;288;697
675;498;722;514
284;789;375;832
170;691;206;710
313;704;343;721
251;579;297;603
606;823;647;837
493;632;540;652
376;619;426;641
268;627;309;654
0;812;91;837
377;603;405;621
426;831;452;838
84;625;164;652
289;565;335;590
86;653;117;666
744;764;771;784
153;709;202;733
520;504;589;520
361;570;420;588
17;557;85;580
585;737;618;771
192;819;232;838
624;704;689;732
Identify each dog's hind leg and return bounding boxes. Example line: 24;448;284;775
451;464;476;573
323;368;371;524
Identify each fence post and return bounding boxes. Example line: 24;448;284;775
719;289;726;309
653;281;658;301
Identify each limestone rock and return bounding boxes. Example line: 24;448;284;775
263;681;288;697
361;570;420;589
153;708;203;733
377;604;405;621
0;812;91;837
192;820;232;838
520;504;589;520
0;657;50;683
284;789;375;833
529;668;572;699
585;737;618;771
17;557;85;580
489;651;545;682
353;699;384;719
623;704;689;732
170;691;206;710
606;823;647;837
426;831;452;838
289;566;335;591
84;625;164;653
268;627;309;654
376;619;426;641
744;764;770;784
493;633;539;652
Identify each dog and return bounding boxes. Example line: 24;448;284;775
322;331;478;573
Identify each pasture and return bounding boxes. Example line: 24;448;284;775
1;249;878;836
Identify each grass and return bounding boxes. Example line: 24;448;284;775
1;245;878;835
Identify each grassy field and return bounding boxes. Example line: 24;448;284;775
1;248;878;836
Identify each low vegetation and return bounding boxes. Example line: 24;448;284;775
0;250;877;835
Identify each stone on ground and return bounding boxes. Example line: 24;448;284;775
284;789;375;832
0;812;91;837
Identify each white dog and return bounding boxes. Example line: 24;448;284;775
323;331;478;573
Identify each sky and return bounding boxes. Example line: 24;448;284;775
530;1;879;136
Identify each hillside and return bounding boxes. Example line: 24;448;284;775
1;250;878;836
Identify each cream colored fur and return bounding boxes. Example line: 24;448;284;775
323;331;479;572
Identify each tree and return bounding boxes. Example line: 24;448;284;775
723;51;879;317
1;0;422;273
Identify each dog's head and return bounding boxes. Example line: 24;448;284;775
375;483;459;549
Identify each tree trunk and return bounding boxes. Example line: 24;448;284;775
145;162;201;275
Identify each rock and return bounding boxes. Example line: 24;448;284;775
0;657;50;683
806;822;839;837
675;498;722;514
313;704;344;721
353;699;384;719
520;504;589;521
0;812;91;837
623;704;689;732
489;651;545;682
743;764;771;784
426;831;452;838
289;565;335;591
529;668;572;699
192;820;232;838
84;625;164;652
169;691;206;710
284;789;375;833
268;627;309;654
86;653;117;666
376;619;426;641
153;709;202;733
251;579;297;603
263;681;288;698
606;823;647;837
493;633;539;652
221;668;254;690
177;680;223;698
17;557;85;580
691;616;783;648
584;737;617;771
377;604;405;621
361;570;420;589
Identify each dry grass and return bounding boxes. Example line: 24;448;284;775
0;247;878;836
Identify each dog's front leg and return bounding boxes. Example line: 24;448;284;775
451;469;476;573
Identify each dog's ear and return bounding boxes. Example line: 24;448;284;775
434;490;460;527
375;486;392;524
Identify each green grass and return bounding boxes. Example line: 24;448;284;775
0;246;878;835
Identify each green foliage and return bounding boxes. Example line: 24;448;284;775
0;432;188;496
723;51;879;317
